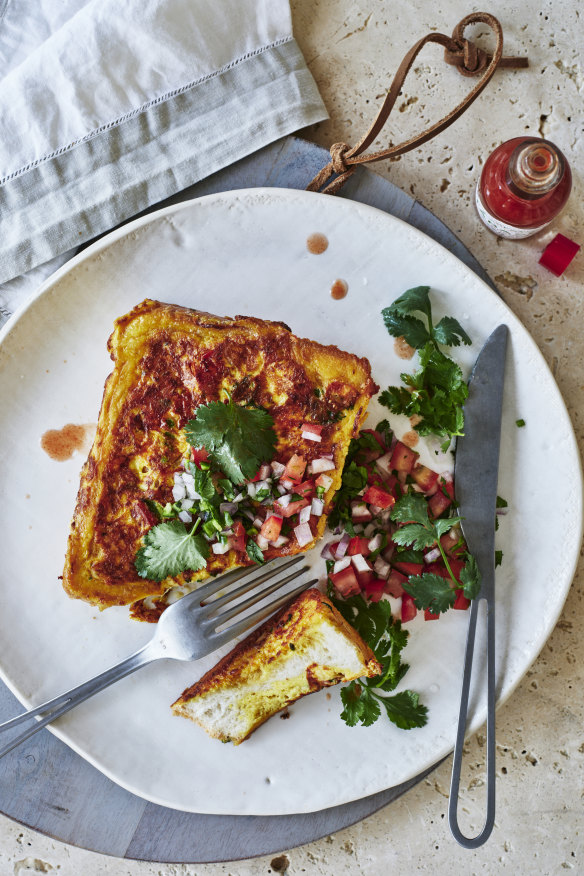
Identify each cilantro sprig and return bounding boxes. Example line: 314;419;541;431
185;398;277;485
380;286;471;451
390;493;481;613
135;519;209;582
328;592;428;730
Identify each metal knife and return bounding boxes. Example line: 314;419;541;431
448;323;509;849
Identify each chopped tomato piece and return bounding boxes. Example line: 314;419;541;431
231;520;247;553
350;501;373;522
273;497;309;518
392;561;424;576
327;540;341;558
384;570;407;598
294;479;316;498
389;441;419;473
401;593;417;622
428;478;455;518
191;447;209;468
363;484;395;510
424;561;450;579
347;536;371;556
330;565;360;598
361;578;385;602
440;529;466;557
283;453;307;481
453;589;471;610
356;569;374;588
411;463;439;493
260;515;283;542
424;608;440;620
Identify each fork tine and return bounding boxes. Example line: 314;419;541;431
212;578;319;648
190;556;302;604
210;565;311;627
201;556;305;613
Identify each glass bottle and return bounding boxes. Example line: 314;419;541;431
475;137;572;239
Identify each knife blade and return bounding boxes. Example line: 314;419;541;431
448;323;509;850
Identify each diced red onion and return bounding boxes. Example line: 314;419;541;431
277;484;287;496
233;492;245;503
333;557;351;574
271;460;286;478
173;472;184;483
182;472;195;486
294;522;313;548
320;542;334;560
363;523;376;538
258;464;271;479
185;485;202;501
311;497;324;517
212;541;230;555
253;517;264;529
350;553;371;574
219;502;238;515
172;483;186;502
375;452;393;476
316;474;333;490
424;547;441;563
302;431;322;442
256;535;269;551
369;503;383;515
178;510;192;523
255;479;270;493
276;492;291;507
351;501;371;520
299;505;311;525
308;458;336;474
180;498;195;510
368;533;383;552
335;532;351;558
320;452;334;459
246;482;256;498
281;478;295;490
269;535;289;548
373;557;391;579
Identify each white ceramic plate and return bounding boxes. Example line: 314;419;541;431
0;189;581;815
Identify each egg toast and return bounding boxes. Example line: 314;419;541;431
62;299;377;619
171;587;382;744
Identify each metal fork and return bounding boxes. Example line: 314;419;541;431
0;556;316;759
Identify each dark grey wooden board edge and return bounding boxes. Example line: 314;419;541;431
0;135;496;863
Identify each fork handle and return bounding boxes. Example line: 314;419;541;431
0;641;158;760
448;595;496;848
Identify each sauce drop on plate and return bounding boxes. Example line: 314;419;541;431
41;423;95;461
394;336;416;359
401;430;420;449
330;279;348;300
306;232;328;254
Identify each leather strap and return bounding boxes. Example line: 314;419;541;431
307;12;528;195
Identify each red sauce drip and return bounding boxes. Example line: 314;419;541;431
41;423;92;461
330;279;348;300
306;233;329;254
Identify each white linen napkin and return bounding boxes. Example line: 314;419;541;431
0;0;327;306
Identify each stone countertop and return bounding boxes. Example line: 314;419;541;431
2;0;583;873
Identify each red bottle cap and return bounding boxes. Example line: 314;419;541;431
539;233;580;276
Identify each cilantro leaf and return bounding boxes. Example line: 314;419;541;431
391;523;437;551
390;493;429;526
135;520;209;581
379;690;428;730
402;572;457;613
328;587;428;731
185;399;277;485
459;553;481;600
387;285;432;319
184;461;216;501
246;540;265;565
380;287;472;450
381;312;431;348
433;315;472;347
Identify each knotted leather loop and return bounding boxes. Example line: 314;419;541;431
307;12;528;195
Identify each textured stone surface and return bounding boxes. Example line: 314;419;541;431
1;0;583;872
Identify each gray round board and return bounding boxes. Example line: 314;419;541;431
0;136;496;863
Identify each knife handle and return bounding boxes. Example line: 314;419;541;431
448;594;496;848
